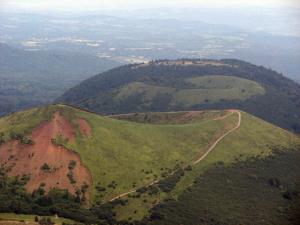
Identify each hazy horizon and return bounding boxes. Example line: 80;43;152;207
1;0;299;80
1;0;300;12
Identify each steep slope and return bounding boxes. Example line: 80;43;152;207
146;149;300;225
58;59;300;133
0;112;92;200
0;43;121;115
0;104;299;224
0;105;239;203
109;110;300;222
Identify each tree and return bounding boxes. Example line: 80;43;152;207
41;163;51;172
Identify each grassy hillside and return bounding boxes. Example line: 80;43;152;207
58;59;300;133
114;75;265;107
146;148;300;225
0;104;299;224
55;106;236;203
108;111;300;221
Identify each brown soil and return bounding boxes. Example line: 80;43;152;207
0;112;92;201
77;118;92;136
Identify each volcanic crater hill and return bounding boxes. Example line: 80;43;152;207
0;104;300;223
57;59;300;133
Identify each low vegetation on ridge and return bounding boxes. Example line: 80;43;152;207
0;104;299;224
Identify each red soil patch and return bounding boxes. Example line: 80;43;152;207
77;118;92;136
0;112;92;202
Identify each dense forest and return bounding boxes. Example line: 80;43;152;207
58;59;300;133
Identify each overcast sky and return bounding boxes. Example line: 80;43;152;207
1;0;299;12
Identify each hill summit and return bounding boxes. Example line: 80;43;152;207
57;59;300;133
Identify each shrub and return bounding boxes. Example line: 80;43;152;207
38;217;54;225
96;185;106;192
67;171;76;184
282;189;298;200
20;138;34;145
158;168;185;192
68;160;77;170
41;163;50;172
268;178;281;188
0;132;4;145
185;165;192;171
136;187;148;194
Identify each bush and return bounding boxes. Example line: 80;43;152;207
41;163;50;172
185;165;192;171
282;189;298;200
0;132;5;145
136;187;148;194
38;217;54;225
158;168;185;192
96;185;106;192
9;132;34;145
68;160;77;170
268;178;281;188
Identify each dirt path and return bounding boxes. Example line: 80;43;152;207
193;110;241;164
109;110;241;202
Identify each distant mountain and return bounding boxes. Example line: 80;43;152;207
0;104;299;224
58;59;300;133
0;43;121;115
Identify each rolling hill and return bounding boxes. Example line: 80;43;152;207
57;59;300;133
0;104;299;224
0;43;121;115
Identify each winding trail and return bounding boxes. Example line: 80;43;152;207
193;110;241;165
109;110;241;202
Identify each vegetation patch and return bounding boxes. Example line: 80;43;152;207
146;147;300;225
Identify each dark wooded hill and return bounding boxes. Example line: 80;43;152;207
57;59;300;133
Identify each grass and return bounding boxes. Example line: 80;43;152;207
0;105;57;142
111;110;227;124
65;107;233;203
115;82;174;105
174;76;265;106
171;112;300;197
109;111;300;221
1;104;299;222
0;213;79;225
147;148;300;225
114;76;265;107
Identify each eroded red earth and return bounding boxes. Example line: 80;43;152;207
78;118;92;136
0;112;92;201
